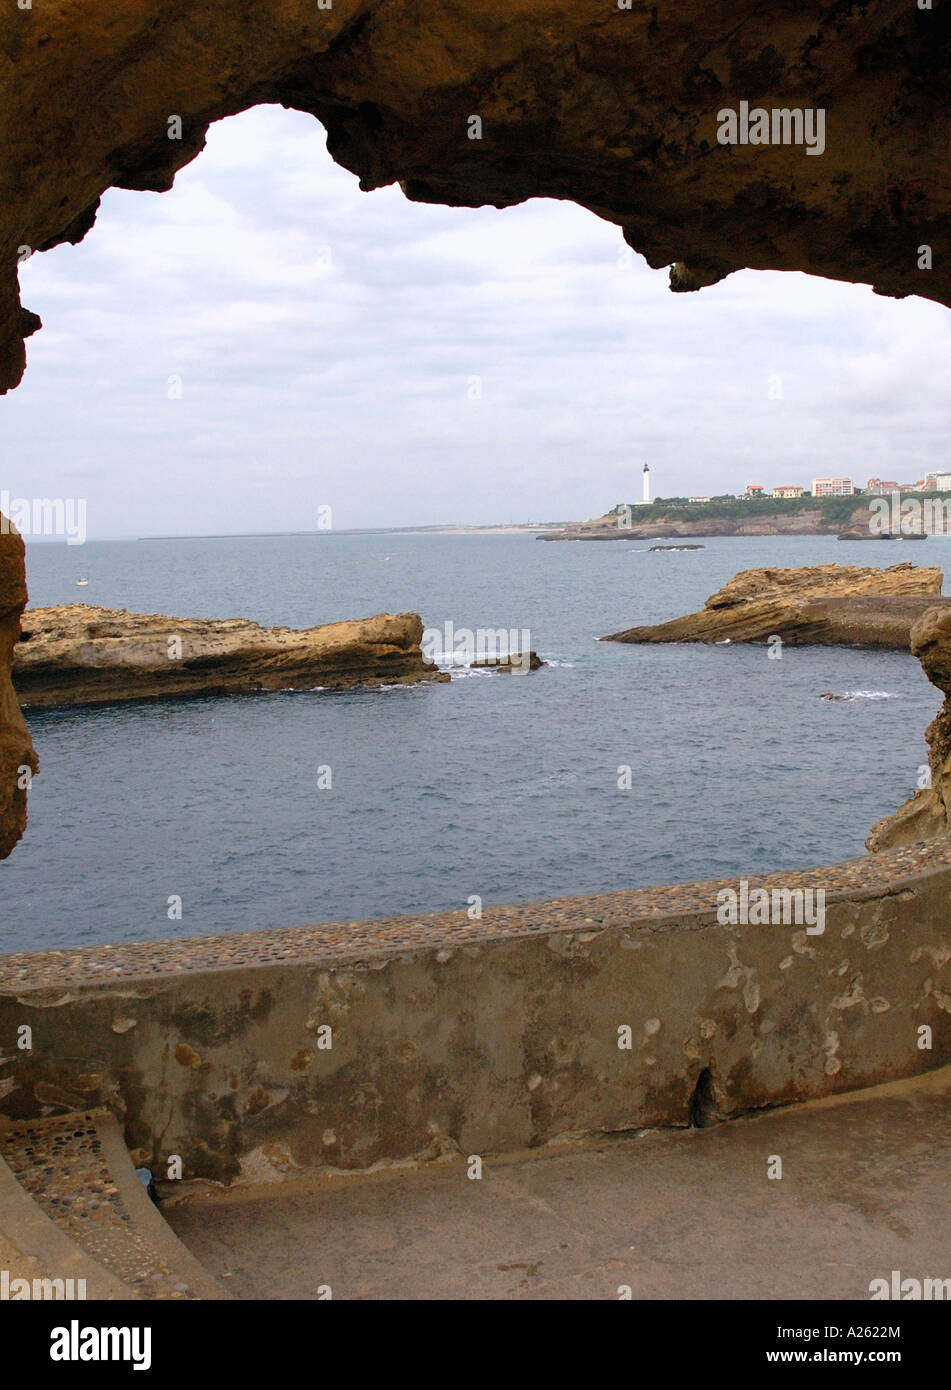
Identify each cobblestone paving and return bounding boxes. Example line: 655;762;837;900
1;837;948;988
0;1113;198;1299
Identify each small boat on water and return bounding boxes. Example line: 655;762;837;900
76;578;88;586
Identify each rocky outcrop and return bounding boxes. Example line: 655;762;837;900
603;563;948;648
541;506;880;541
837;530;890;541
13;606;447;709
838;528;927;542
2;3;951;393
469;651;544;672
867;607;951;852
0;522;38;858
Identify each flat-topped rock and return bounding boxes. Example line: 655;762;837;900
603;562;948;648
12;605;448;709
470;650;544;672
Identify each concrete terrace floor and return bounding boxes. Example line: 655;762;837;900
162;1068;951;1300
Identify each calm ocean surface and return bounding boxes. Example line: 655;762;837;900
3;533;945;952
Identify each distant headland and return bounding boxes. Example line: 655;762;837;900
539;492;951;541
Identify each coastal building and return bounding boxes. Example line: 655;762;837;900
771;485;803;498
812;476;854;497
926;472;951;492
871;479;932;492
745;484;764;497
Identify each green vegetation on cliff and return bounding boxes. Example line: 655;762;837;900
617;494;862;525
616;491;950;527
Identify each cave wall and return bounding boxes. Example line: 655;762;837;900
868;607;951;851
2;0;950;396
0;524;36;858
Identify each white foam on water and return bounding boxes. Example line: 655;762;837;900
822;690;897;702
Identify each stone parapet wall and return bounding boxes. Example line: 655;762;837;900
1;839;949;1186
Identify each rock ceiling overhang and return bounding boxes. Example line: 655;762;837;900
1;0;948;392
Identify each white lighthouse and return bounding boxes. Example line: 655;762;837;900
642;463;651;505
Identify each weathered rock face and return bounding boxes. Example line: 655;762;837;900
2;1;950;392
13;606;446;709
709;563;940;609
603;563;947;647
541;507;877;542
868;607;951;852
469;650;544;672
838;528;927;542
0;522;38;859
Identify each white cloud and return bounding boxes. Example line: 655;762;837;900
6;103;950;537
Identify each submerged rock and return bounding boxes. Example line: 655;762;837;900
602;563;949;649
13;605;448;709
838;528;926;541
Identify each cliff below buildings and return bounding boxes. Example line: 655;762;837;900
603;563;949;648
12;606;446;710
539;508;860;541
538;500;938;542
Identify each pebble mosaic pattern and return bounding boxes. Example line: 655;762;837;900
1;838;949;989
0;1113;198;1299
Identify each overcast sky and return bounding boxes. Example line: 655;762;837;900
7;104;951;539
